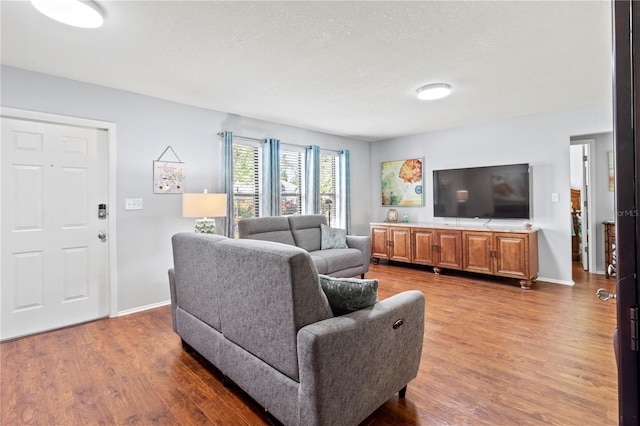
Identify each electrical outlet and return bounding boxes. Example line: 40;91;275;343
125;198;143;210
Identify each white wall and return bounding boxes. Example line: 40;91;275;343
370;105;613;284
1;66;371;313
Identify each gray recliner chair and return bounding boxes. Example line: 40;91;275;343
169;232;425;426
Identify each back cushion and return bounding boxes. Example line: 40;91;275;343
171;233;228;331
215;239;333;381
288;214;327;252
237;216;296;246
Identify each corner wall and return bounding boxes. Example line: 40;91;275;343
1;66;371;313
370;105;613;284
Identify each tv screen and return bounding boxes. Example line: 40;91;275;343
433;163;531;219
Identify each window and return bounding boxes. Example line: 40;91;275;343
320;152;338;227
280;146;304;216
232;142;261;237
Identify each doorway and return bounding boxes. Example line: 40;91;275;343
0;109;117;341
570;133;616;279
570;139;594;274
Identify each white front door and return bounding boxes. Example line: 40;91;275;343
1;117;109;340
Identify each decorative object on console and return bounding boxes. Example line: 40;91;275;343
386;208;399;222
381;158;424;207
182;190;227;234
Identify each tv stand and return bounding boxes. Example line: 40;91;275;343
370;222;539;289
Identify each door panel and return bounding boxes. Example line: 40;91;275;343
435;230;462;270
494;234;528;278
389;227;411;263
1;117;108;340
463;231;493;274
413;228;435;265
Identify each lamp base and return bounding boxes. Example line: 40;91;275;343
194;218;216;234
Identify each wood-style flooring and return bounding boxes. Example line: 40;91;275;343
1;262;618;425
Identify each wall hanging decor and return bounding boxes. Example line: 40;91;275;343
153;145;185;194
381;158;423;206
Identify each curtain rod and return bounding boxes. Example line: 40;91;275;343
218;132;341;153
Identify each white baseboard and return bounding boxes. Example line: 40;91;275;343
537;277;575;286
115;299;171;317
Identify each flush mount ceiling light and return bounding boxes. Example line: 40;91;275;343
416;83;452;100
31;0;104;28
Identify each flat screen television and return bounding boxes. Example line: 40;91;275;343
433;163;531;219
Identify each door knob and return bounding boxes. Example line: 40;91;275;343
98;231;107;242
596;288;616;301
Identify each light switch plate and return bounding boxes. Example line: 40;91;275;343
125;198;143;210
551;192;559;202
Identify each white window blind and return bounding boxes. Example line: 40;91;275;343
320;152;338;227
280;146;304;216
233;142;261;236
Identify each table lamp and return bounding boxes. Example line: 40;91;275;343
182;190;227;234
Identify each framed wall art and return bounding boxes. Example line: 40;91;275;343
153;146;185;194
381;158;424;206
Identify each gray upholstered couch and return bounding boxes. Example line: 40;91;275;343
168;232;425;426
238;214;370;278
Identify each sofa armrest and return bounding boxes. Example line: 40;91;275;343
297;290;425;426
346;235;371;272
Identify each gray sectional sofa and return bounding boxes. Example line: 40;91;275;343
168;232;425;426
238;214;370;278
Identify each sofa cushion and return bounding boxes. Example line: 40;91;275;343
320;223;348;249
288;214;327;252
318;274;379;316
238;216;296;246
309;248;363;275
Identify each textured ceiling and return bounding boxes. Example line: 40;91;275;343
0;1;612;141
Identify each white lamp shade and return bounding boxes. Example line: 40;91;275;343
182;193;227;218
31;0;104;28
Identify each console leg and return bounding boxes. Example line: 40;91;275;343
520;279;533;290
399;385;407;398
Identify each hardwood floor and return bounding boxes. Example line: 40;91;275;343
1;262;618;425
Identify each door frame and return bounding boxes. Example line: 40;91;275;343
612;0;640;423
0;107;118;318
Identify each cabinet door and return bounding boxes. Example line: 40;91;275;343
435;230;462;270
389;227;411;263
463;231;494;274
413;228;435;265
493;233;529;278
370;226;390;259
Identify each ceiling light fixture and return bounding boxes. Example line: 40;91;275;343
31;0;104;29
416;83;452;100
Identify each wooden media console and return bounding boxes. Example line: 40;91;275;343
370;222;539;289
